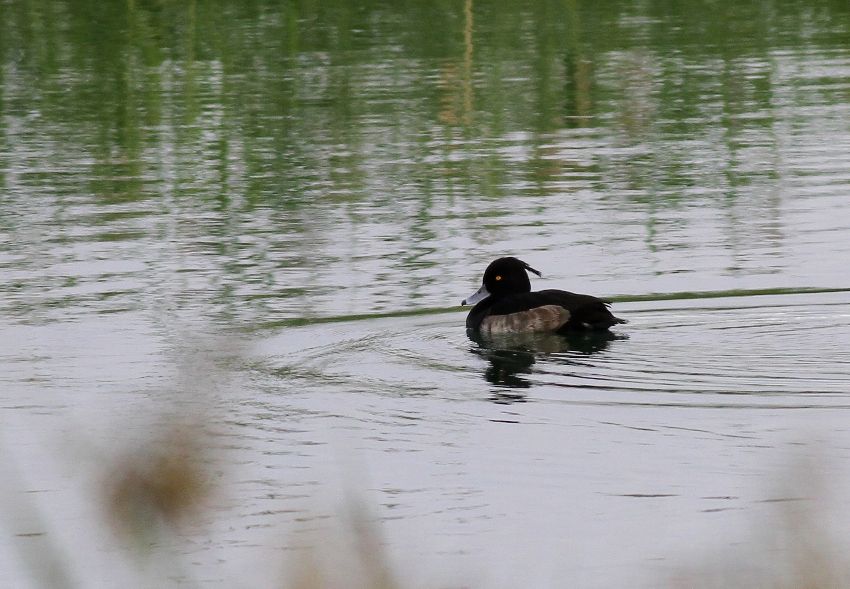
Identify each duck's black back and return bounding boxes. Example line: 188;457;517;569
468;289;623;332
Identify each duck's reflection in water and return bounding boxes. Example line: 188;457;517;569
468;330;620;404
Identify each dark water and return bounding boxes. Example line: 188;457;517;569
3;1;850;586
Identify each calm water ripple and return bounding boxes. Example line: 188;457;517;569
4;0;850;586
251;291;850;410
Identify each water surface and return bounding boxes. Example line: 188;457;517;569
3;1;850;587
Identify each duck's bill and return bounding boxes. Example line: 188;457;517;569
461;284;490;306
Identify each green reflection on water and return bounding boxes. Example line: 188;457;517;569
2;0;850;323
5;0;848;200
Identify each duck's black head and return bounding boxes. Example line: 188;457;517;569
462;257;542;306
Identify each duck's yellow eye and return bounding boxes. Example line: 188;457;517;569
495;275;502;281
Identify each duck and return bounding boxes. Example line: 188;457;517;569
461;257;626;334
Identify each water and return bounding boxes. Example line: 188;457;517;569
3;0;850;586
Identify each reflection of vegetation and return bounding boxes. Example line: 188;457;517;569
5;0;848;206
2;0;849;322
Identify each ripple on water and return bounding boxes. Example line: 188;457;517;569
252;290;850;410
